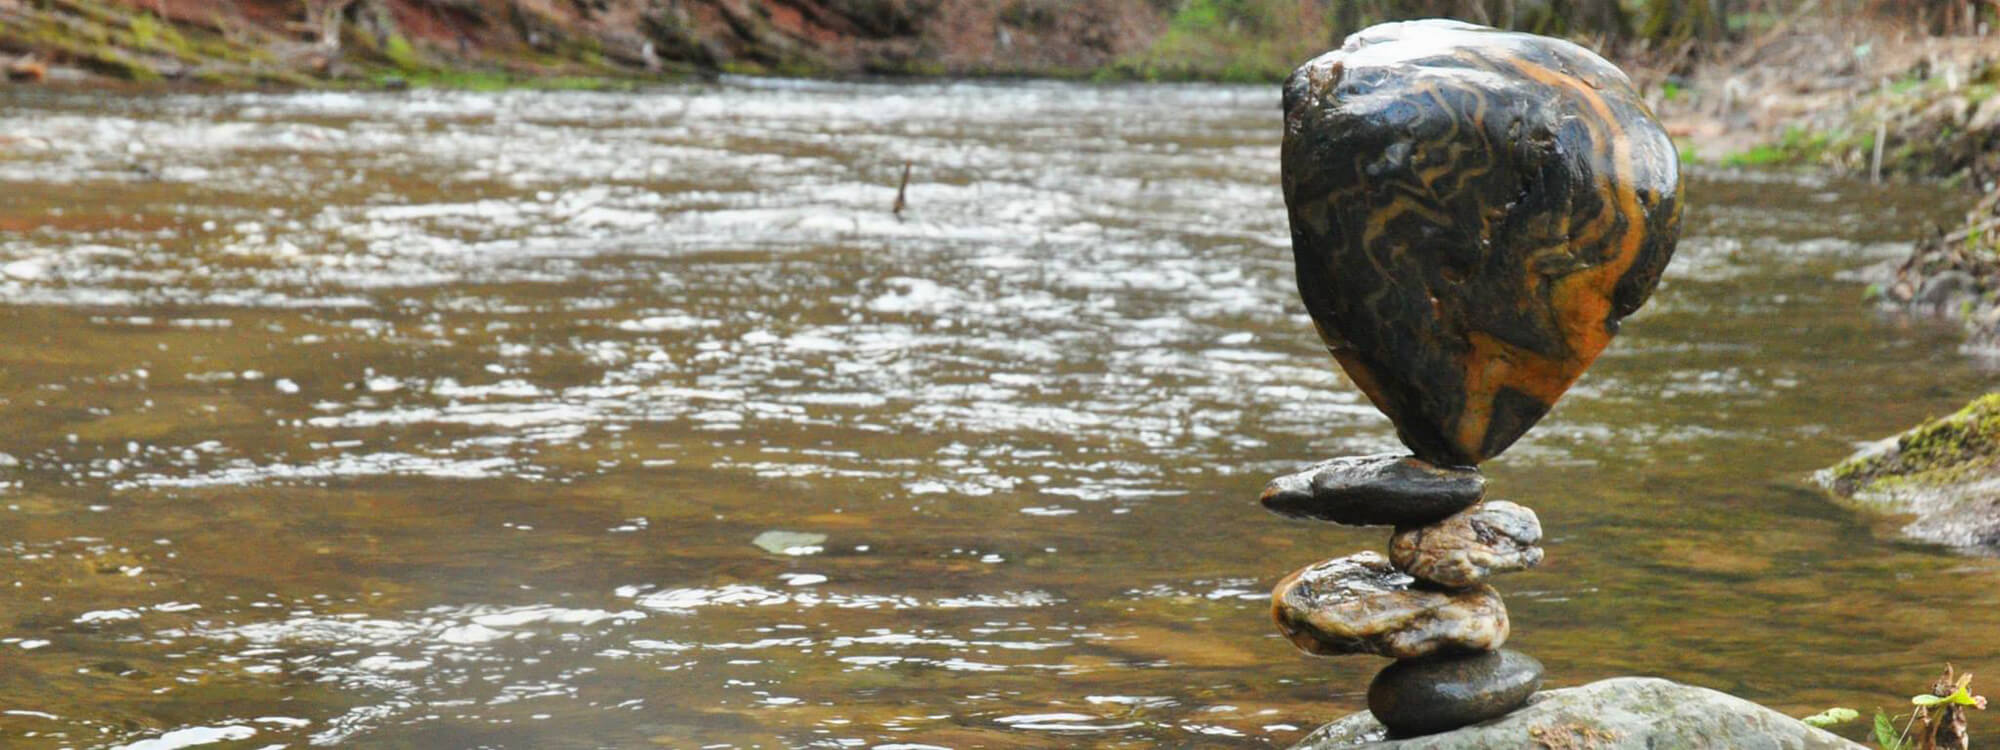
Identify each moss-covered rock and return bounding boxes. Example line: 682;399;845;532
1817;393;2000;551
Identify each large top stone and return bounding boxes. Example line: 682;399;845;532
1281;20;1681;466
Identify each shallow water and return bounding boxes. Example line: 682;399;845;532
0;79;1993;749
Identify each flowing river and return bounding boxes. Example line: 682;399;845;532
0;79;1994;749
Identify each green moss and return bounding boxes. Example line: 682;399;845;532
129;10;157;47
383;34;421;70
1831;393;2000;489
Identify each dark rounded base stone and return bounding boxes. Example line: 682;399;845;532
1366;648;1543;737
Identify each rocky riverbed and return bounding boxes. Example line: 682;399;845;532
1850;186;2000;357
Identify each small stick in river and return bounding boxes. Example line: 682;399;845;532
1871;121;1886;184
892;162;910;217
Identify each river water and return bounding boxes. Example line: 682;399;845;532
0;80;1993;749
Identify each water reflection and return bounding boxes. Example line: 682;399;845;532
0;80;1992;748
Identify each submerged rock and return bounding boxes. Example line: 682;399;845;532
1272;552;1508;660
1281;19;1681;466
751;530;829;555
1389;501;1543;588
1291;677;1867;749
1816;393;2000;552
1865;186;2000;356
1261;454;1485;528
1366;649;1543;737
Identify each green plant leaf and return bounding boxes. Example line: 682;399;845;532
1913;694;1945;707
1874;711;1905;750
1802;707;1859;727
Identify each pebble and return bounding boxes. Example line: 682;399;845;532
1271;552;1508;660
1389;500;1544;588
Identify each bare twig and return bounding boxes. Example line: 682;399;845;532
1871;121;1887;184
891;161;910;217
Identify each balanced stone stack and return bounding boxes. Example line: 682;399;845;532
1265;19;1682;738
1262;458;1545;736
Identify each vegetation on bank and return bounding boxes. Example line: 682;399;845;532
1807;665;1987;750
0;0;673;89
0;0;1993;90
1725;59;2000;185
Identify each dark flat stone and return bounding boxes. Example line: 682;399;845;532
1367;648;1544;737
1261;454;1483;527
1281;19;1681;466
1272;552;1508;660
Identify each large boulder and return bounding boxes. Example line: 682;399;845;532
1290;677;1865;749
1816;393;2000;552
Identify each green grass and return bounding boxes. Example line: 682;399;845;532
1108;0;1322;83
1721;125;1843;168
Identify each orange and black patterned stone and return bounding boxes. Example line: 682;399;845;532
1281;20;1682;466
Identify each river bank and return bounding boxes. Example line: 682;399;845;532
3;3;1994;164
0;0;1340;88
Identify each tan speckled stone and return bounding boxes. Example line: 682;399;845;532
1272;552;1509;660
1389;500;1544;588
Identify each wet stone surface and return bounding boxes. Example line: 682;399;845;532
1366;648;1544;738
1272;552;1508;660
1281;19;1683;466
1260;454;1484;528
1389;500;1544;588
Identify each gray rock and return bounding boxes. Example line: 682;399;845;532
1968;94;2000;134
1291;677;1866;749
1262;454;1485;528
1389;501;1543;587
1913;269;1977;312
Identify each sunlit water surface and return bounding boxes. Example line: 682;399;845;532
0;80;1994;749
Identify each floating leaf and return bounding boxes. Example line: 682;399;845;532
1801;707;1858;728
751;530;828;556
